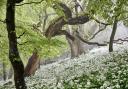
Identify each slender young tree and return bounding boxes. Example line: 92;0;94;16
6;0;26;88
109;17;118;52
86;0;128;52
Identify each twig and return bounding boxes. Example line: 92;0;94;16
16;0;44;6
94;18;110;26
91;16;110;26
104;37;128;44
17;31;26;39
114;39;128;42
18;41;30;45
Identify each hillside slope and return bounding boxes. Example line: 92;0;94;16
1;43;128;89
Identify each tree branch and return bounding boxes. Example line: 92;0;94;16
57;2;72;18
17;31;26;39
45;2;90;39
57;30;75;41
67;15;89;25
113;38;128;43
18;41;30;45
76;31;107;46
93;17;110;26
89;24;107;40
104;37;128;44
16;0;44;6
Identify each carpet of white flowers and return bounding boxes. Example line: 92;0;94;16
1;43;128;89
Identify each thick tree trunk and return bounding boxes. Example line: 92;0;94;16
109;18;118;52
66;36;84;58
66;26;84;58
6;0;26;89
66;0;84;58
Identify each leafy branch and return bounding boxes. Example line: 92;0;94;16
17;31;26;39
92;17;111;26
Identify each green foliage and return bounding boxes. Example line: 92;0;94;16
16;0;68;58
62;51;128;89
86;0;128;23
62;72;104;89
0;0;5;7
0;0;68;71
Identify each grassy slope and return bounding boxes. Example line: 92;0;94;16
1;43;128;89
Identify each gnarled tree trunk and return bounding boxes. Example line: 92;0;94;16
66;0;85;58
66;35;84;58
2;59;7;81
6;0;26;89
66;25;85;58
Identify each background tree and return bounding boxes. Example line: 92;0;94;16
86;0;128;52
45;0;108;58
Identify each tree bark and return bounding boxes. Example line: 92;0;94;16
6;0;26;89
3;60;7;81
66;0;84;58
109;18;118;52
66;31;84;58
24;49;39;77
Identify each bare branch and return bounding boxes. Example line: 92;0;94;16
16;0;44;6
57;3;72;18
18;41;30;45
74;0;84;12
17;31;26;39
104;37;128;44
114;38;128;42
92;17;111;26
89;24;107;40
76;31;107;46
